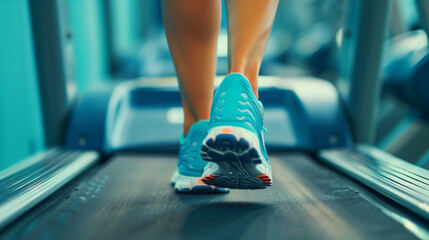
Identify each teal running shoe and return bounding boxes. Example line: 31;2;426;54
201;73;272;189
171;120;229;193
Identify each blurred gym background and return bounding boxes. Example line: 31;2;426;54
0;0;428;171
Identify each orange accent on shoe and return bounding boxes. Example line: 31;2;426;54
257;174;269;178
257;174;272;186
221;127;232;134
202;175;217;185
198;178;204;184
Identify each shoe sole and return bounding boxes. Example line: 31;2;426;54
201;126;272;189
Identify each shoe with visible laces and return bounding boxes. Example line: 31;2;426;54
201;73;272;189
171;120;229;193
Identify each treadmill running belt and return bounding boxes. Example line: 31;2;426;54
2;154;417;240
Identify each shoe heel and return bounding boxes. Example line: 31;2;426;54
201;126;261;165
201;126;272;189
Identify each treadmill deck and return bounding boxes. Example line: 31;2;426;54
1;153;417;240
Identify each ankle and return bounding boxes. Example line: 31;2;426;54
183;120;195;137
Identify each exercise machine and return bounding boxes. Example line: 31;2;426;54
0;0;428;239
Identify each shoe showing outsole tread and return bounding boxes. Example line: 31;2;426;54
201;131;272;189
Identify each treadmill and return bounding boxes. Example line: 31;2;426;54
1;0;429;239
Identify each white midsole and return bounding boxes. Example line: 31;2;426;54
171;169;216;190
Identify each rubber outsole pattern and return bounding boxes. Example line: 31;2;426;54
175;185;229;194
201;133;272;189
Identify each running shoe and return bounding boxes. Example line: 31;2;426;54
201;73;272;189
171;120;229;193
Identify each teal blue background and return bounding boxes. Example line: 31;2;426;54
108;0;141;55
0;0;45;171
0;0;113;171
68;0;109;92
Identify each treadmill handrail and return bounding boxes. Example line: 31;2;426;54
319;144;429;221
0;149;98;230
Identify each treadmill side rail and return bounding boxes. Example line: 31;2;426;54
319;145;429;221
0;149;99;229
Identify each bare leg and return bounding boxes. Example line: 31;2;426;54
162;0;221;135
225;0;279;97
